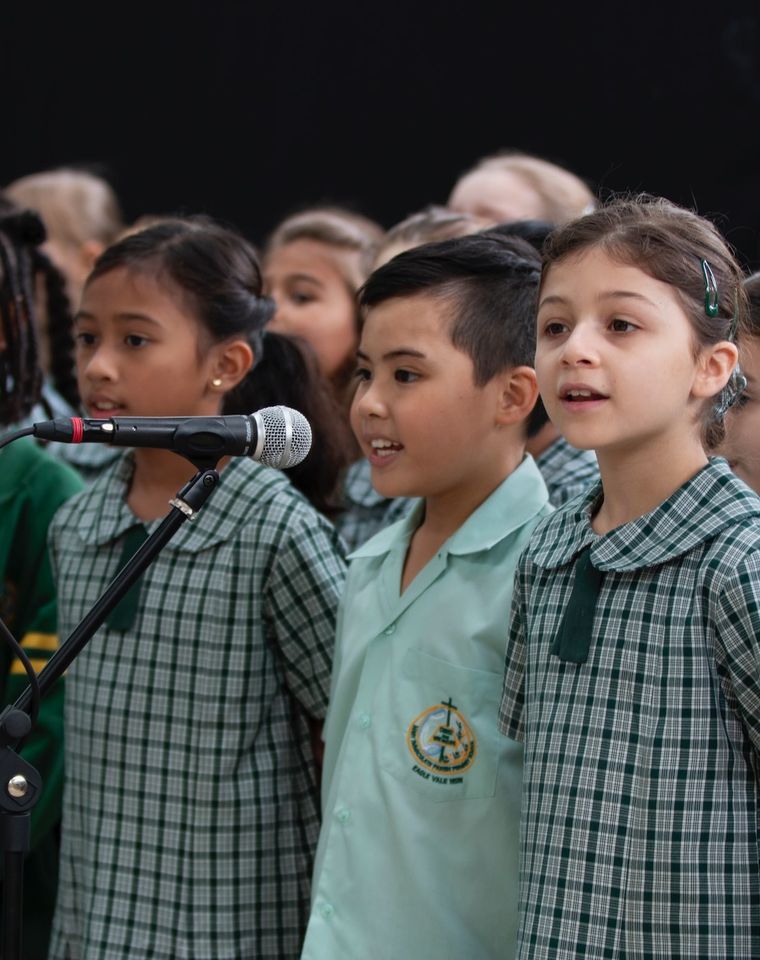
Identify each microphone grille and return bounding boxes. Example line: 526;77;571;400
254;406;312;469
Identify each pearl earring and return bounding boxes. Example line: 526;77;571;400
211;377;223;388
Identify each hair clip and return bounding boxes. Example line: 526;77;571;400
701;259;719;318
713;365;748;421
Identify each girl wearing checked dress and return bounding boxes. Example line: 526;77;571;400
499;196;760;959
47;218;347;960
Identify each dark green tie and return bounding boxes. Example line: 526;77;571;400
550;546;603;664
105;524;149;631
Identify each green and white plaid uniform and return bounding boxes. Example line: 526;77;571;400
48;453;347;960
534;436;599;507
334;458;415;552
499;458;760;959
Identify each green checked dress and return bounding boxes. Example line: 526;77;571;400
499;458;760;959
47;453;346;960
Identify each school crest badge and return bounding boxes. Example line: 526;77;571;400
406;697;477;780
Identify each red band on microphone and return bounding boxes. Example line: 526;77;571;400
71;417;84;444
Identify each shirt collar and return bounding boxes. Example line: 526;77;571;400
526;457;760;572
75;453;291;551
350;455;550;560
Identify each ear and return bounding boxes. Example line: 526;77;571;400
80;240;106;272
493;365;539;427
691;340;738;400
207;338;254;394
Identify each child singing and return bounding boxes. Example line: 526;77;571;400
499;196;760;959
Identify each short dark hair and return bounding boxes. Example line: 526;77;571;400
360;232;540;380
359;232;546;433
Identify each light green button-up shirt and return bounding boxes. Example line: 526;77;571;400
302;455;552;960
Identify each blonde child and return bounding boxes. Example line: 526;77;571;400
448;150;595;226
499;197;760;959
47;217;347;959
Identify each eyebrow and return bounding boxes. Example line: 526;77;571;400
356;347;427;362
538;290;658;310
74;310;163;326
287;273;323;287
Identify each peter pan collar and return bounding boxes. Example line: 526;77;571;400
351;455;551;560
74;453;293;552
526;457;760;572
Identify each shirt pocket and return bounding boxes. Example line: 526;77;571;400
378;647;504;803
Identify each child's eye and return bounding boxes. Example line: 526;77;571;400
291;291;315;306
394;369;419;384
125;334;149;348
75;331;97;347
610;318;637;333
541;321;568;337
354;366;371;383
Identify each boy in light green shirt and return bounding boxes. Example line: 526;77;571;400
301;233;552;960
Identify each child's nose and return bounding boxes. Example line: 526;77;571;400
561;324;599;366
81;344;117;382
354;380;388;419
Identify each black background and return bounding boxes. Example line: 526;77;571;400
4;3;760;266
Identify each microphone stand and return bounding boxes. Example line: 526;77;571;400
0;461;221;960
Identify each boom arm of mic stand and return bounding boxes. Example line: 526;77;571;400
0;467;220;960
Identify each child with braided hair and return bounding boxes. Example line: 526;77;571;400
0;198;84;959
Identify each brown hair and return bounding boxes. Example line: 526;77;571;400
266;207;383;289
542;195;747;447
265;207;383;404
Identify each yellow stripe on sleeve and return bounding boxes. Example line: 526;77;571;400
20;632;59;652
10;657;48;675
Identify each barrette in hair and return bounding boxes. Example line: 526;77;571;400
701;259;719;318
713;365;748;421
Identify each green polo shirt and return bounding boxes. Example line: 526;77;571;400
500;457;760;959
302;455;552;960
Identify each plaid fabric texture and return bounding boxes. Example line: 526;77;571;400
334;458;416;552
535;436;599;507
48;453;346;960
499;459;760;959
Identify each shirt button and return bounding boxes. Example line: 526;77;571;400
319;902;334;919
358;712;371;729
383;624;396;635
336;807;351;824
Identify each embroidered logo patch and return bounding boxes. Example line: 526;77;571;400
406;697;477;779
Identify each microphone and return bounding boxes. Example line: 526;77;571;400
32;406;312;469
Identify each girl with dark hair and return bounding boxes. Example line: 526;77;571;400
47;217;346;960
0;199;83;959
499;196;760;959
225;329;351;518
